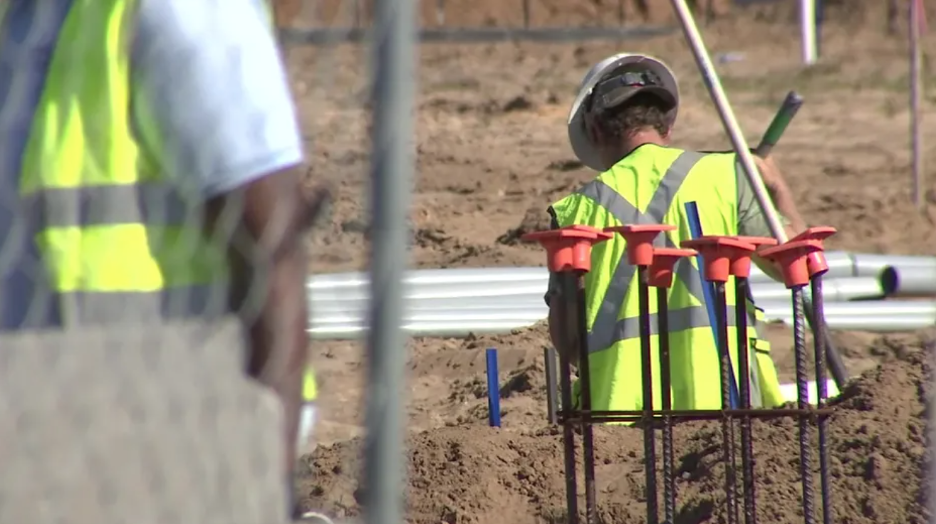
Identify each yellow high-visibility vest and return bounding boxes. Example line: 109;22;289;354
5;0;227;327
551;144;783;412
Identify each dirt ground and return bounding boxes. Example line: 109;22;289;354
284;1;936;522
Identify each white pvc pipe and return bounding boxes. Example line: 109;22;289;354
800;0;818;66
880;266;936;297
779;379;839;405
308;276;884;305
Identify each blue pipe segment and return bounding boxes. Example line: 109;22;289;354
685;201;740;409
485;348;501;427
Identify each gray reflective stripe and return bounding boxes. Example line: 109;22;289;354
588;304;737;349
24;183;196;227
16;285;230;328
578;150;706;351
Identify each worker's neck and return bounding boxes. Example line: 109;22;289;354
621;129;667;155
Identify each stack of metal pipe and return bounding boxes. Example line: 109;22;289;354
306;251;936;339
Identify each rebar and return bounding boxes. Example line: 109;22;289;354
557;273;579;524
657;287;676;524
572;275;598;524
734;277;757;524
714;282;738;524
810;277;833;524
638;266;660;524
792;287;816;524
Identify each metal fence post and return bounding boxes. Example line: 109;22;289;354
362;0;417;521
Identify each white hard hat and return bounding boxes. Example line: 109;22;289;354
568;54;679;171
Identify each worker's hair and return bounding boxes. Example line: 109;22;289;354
594;92;671;139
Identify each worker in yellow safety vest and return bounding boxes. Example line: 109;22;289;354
544;54;809;413
0;0;326;513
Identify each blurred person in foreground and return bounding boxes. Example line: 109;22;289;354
0;0;325;515
544;54;808;414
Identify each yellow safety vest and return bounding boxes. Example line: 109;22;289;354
4;0;318;402
551;144;783;411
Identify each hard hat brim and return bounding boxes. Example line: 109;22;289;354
567;54;679;172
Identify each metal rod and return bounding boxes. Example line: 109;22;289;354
657;287;676;524
561;407;835;422
557;274;580;524
735;277;757;524
910;0;924;210
714;282;738;524
792;287;816;524
572;273;598;524
545;347;559;425
362;0;417;519
811;277;832;524
638;266;659;524
668;0;850;391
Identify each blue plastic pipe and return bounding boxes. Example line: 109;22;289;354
486;348;501;427
685;202;740;409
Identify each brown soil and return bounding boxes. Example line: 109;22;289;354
284;1;936;522
299;336;932;524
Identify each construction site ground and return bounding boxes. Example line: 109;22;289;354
287;2;936;522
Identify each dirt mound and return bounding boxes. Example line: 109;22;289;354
298;339;931;524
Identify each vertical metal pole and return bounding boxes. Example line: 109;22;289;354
571;275;598;524
734;278;756;524
638;266;659;524
522;0;530;30
810;277;832;524
910;0;924;210
558;273;580;524
792;288;816;524
657;287;676;524
714;282;738;524
363;0;416;520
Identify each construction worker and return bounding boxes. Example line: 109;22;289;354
0;0;324;516
544;53;808;413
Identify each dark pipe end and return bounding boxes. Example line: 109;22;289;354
880;266;900;296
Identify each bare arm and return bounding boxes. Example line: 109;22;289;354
207;171;329;475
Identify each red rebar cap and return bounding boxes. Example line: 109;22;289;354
603;224;676;266
680;236;757;283
522;225;612;273
648;248;697;288
790;226;837;277
758;239;824;289
729;236;779;278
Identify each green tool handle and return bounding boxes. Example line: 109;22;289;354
754;91;804;157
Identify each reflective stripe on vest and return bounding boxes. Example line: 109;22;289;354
575;151;739;352
0;0;228;329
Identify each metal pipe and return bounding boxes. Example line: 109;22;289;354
361;0;417;520
800;0;818;65
880;266;936;297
